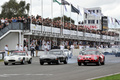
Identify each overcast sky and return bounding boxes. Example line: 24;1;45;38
0;0;120;27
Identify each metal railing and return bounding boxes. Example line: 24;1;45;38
0;22;24;37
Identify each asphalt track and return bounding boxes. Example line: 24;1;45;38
0;55;120;80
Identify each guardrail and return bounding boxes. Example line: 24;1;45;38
0;23;24;37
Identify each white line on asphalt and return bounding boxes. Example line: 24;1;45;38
86;72;120;80
0;74;53;77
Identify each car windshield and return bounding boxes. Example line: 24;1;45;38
80;50;100;55
49;51;62;55
10;52;26;56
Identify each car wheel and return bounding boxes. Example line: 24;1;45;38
48;62;51;65
57;59;60;64
21;59;25;64
12;63;15;65
4;62;8;65
40;62;44;65
28;58;32;64
64;58;68;64
97;58;101;66
83;63;87;66
78;62;81;66
101;58;105;65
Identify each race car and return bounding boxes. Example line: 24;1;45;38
39;49;68;65
4;51;32;65
77;49;105;66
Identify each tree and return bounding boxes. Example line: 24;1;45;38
0;0;30;18
53;15;75;24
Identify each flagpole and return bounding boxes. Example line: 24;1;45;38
61;1;62;35
63;5;64;34
41;0;43;33
70;3;71;37
51;0;53;34
30;0;32;31
77;5;79;37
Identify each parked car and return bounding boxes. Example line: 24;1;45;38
115;49;120;57
39;49;68;65
77;49;105;66
4;51;32;65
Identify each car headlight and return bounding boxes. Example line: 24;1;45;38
94;57;98;60
78;57;81;60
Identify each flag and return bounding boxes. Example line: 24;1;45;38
61;0;70;5
64;5;67;12
115;19;120;25
53;0;61;5
78;6;82;16
71;4;80;14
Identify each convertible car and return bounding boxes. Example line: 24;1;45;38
39;49;68;65
4;51;32;65
77;49;105;66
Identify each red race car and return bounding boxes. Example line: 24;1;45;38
77;49;105;66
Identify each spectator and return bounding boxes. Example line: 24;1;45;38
20;45;23;51
16;44;20;51
26;16;31;30
1;18;5;24
12;18;17;22
24;45;28;53
35;44;39;57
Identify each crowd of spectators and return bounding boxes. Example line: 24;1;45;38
0;15;119;37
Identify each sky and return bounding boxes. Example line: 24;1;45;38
0;0;120;28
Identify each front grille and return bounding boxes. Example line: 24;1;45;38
9;60;15;62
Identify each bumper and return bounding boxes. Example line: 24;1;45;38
78;59;99;63
4;60;22;63
40;59;58;63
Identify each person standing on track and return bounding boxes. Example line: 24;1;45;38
4;45;9;56
30;43;35;57
35;44;39;57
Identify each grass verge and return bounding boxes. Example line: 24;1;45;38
0;60;3;62
94;74;120;80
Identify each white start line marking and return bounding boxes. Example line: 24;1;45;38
0;74;53;77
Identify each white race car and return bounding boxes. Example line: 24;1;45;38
4;51;32;65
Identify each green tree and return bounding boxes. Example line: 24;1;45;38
0;0;30;18
53;15;75;24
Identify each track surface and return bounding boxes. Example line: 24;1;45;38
0;55;120;80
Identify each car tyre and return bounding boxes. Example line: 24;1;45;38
64;58;68;64
97;58;101;66
40;62;44;65
57;59;60;64
78;62;81;66
28;58;32;64
4;62;8;65
21;59;25;64
101;58;105;65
